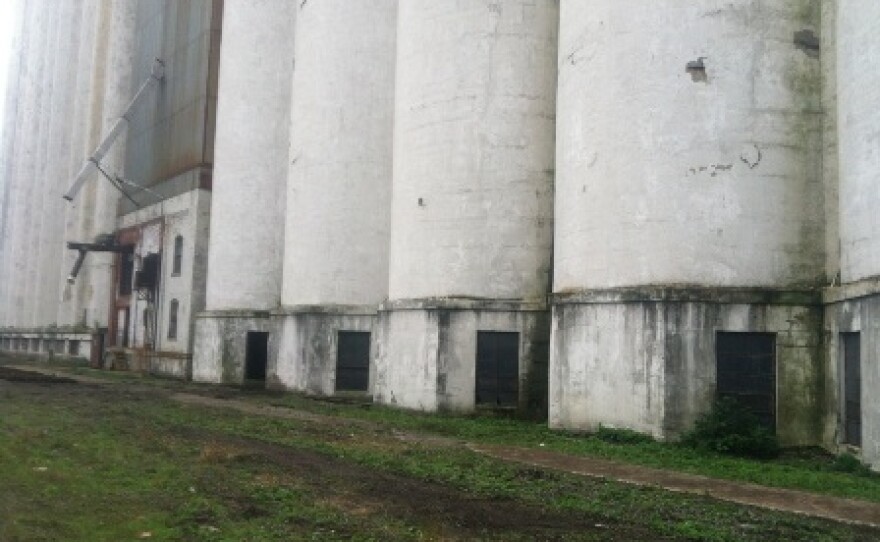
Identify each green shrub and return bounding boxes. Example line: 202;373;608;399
594;426;655;445
680;397;779;459
831;453;873;476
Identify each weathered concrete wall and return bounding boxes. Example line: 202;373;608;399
550;293;824;446
378;0;557;415
822;0;840;283
0;0;28;328
824;287;880;470
275;312;376;396
117;188;211;355
388;0;557;302
58;0;103;328
555;0;825;291
282;0;396;307
272;0;397;396
192;312;276;384
374;305;550;414
205;0;294;313
837;1;880;283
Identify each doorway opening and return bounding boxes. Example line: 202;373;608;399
476;331;520;408
245;331;269;382
336;331;370;392
842;332;861;447
715;332;777;432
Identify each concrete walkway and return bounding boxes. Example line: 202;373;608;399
9;364;880;527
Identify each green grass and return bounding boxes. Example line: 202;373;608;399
29;360;880;504
1;364;877;541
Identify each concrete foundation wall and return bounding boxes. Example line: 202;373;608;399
824;288;880;470
551;294;824;446
192;312;277;385
374;306;550;414
274;311;376;396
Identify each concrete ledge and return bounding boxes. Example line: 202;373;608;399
552;286;821;306
823;276;880;304
275;304;380;317
381;297;548;312
196;309;275;320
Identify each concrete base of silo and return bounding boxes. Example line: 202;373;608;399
823;283;880;471
373;300;550;417
192;310;278;385
548;287;826;448
273;308;377;397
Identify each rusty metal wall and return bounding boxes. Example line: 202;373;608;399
124;0;222;190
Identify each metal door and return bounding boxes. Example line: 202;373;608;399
842;333;861;446
336;331;370;391
245;332;268;381
716;332;776;432
476;332;519;407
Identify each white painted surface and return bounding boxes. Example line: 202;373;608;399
554;0;825;291
387;0;557;302
838;1;880;283
206;0;295;311
281;0;397;307
118;189;211;354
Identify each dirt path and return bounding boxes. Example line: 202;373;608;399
9;364;880;528
469;444;880;528
175;427;676;541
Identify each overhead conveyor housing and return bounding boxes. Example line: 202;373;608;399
62;59;165;203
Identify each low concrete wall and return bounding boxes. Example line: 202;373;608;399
274;309;376;396
550;292;824;447
0;331;93;361
192;311;277;385
374;303;550;415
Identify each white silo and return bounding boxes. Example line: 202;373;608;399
828;0;880;469
276;0;397;395
192;0;296;384
375;1;558;412
550;0;826;445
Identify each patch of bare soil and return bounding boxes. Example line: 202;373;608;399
181;428;681;541
0;366;76;384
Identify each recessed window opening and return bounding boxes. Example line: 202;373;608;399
167;299;179;340
172;235;183;276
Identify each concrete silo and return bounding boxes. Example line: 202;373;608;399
550;0;826;445
375;1;558;413
276;0;397;395
824;0;880;470
192;0;295;384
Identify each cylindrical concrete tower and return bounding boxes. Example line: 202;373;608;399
58;0;104;328
827;0;880;469
5;2;49;328
0;0;27;328
35;0;81;327
376;1;558;412
275;0;397;395
192;0;296;384
551;0;825;445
